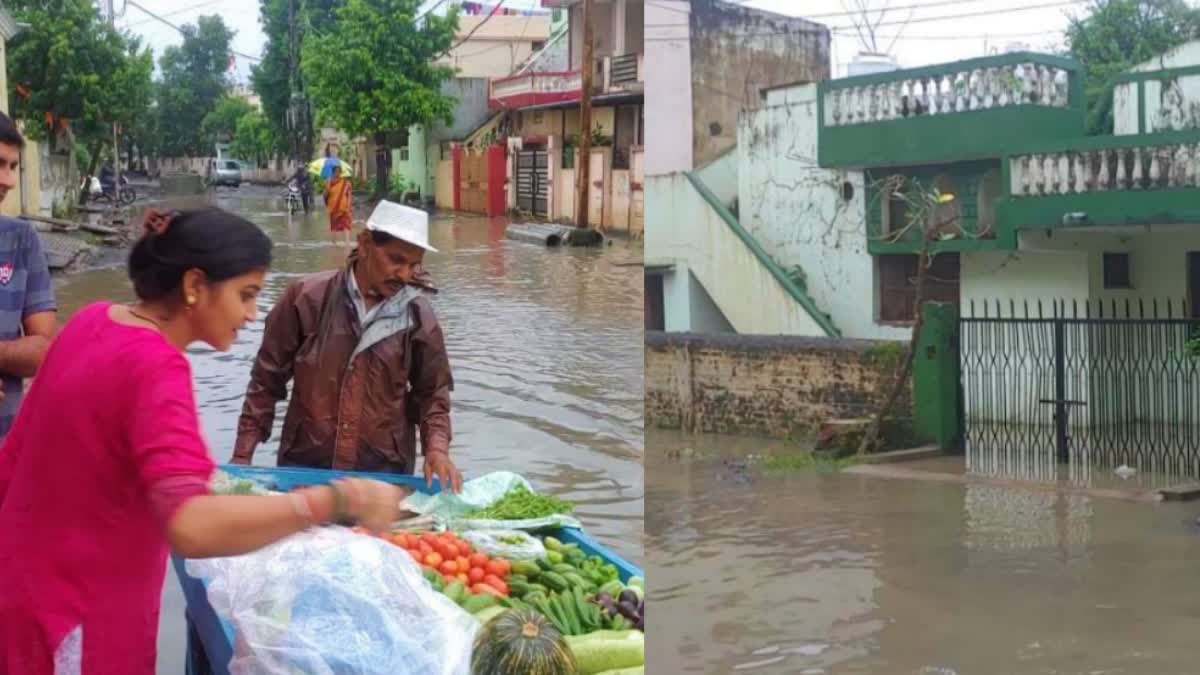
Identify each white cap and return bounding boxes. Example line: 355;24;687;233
365;200;438;252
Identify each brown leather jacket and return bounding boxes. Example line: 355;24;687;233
233;260;453;473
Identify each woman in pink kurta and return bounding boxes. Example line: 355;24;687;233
0;208;407;675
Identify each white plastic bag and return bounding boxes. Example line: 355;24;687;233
185;527;477;675
460;530;546;561
403;471;582;531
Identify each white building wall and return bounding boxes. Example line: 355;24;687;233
645;0;694;175
1114;40;1200;134
737;83;908;341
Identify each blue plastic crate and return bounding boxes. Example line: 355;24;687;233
177;464;643;675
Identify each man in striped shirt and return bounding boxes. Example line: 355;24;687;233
0;112;55;438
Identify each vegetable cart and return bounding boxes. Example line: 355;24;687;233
174;465;643;675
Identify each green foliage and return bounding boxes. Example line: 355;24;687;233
1066;0;1200;135
231;110;280;166
388;170;417;196
1186;331;1200;358
6;0;153;153
302;0;459;193
156;15;236;156
202;96;255;146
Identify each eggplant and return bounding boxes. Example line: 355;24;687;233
619;589;640;606
617;600;640;621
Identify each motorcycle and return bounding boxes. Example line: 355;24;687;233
285;180;304;214
83;174;135;206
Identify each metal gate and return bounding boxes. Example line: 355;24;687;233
960;298;1200;479
516;149;548;217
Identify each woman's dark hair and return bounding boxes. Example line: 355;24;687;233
128;207;272;302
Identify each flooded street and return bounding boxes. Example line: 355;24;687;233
647;429;1200;675
51;186;644;671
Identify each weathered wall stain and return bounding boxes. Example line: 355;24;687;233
645;331;913;439
689;0;830;168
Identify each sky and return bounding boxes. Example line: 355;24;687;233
735;0;1097;76
116;0;550;84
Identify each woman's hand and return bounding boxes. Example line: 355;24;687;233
334;478;408;533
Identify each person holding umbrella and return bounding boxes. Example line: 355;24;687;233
324;164;353;248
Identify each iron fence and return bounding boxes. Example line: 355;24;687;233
961;298;1200;481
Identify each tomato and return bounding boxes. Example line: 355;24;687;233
457;572;470;584
472;583;503;597
420;533;440;548
418;541;434;557
484;559;506;577
483;574;509;596
456;555;470;572
424;552;444;568
442;572;457;584
439;560;459;575
496;559;512;576
469;552;489;569
467;566;485;584
389;534;406;547
407;549;423;563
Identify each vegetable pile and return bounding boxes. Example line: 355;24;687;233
462;485;575;520
359;528;514;599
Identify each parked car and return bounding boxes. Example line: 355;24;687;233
211;159;242;187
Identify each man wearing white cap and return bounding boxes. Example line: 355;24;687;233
232;201;463;492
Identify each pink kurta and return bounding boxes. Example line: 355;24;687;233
0;302;214;675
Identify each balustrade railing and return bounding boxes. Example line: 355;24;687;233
822;53;1078;127
1010;140;1200;196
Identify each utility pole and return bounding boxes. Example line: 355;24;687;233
575;0;594;228
107;0;121;191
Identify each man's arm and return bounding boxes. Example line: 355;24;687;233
0;225;57;379
232;282;304;463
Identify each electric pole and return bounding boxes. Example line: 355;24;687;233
575;0;594;228
107;0;121;191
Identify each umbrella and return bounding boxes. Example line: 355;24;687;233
309;157;353;180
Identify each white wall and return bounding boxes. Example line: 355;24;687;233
737;83;908;341
1114;40;1200;134
646;171;827;335
645;0;693;176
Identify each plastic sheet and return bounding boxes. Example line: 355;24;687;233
186;526;478;675
403;471;581;532
460;529;546;561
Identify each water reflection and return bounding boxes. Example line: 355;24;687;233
648;429;1200;674
52;188;644;671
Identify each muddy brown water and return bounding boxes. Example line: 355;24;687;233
647;429;1200;675
49;186;644;672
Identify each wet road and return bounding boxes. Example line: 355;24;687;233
50;186;645;672
647;430;1200;675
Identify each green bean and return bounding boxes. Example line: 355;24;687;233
463;485;574;520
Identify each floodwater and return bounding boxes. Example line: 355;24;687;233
647;429;1200;675
50;185;645;672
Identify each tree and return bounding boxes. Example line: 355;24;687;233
231;110;282;167
1066;0;1200;135
201;95;256;147
157;15;236;156
6;0;152;154
302;0;459;196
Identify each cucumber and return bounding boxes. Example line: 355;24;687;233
545;550;565;565
599;580;624;597
565;548;587;565
462;593;499;613
507;580;534;598
472;605;507;626
527;583;549;595
552;563;578;575
563;572;591;590
543;535;565;551
536;557;556;572
563;631;645;675
540;571;570;592
443;581;467;606
512;560;541;577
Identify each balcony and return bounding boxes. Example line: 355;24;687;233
489;70;582;110
818;52;1086;169
997;130;1200;229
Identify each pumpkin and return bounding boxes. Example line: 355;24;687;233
471;608;578;675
